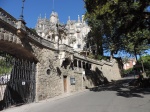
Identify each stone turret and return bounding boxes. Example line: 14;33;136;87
35;12;91;53
78;15;81;23
50;11;58;24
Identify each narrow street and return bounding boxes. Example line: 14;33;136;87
2;78;150;112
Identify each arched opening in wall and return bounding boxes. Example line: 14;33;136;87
86;63;89;69
89;64;91;70
78;60;81;68
73;59;77;67
0;40;37;110
47;36;51;40
0;31;38;62
52;34;55;41
82;62;86;69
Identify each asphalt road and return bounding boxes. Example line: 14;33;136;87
2;78;150;112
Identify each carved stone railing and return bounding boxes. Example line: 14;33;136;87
74;52;116;67
26;28;56;50
0;8;75;53
0;8;17;28
59;44;74;53
0;28;21;44
0;8;117;67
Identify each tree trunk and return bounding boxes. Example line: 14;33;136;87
134;46;138;61
110;50;114;61
96;36;103;56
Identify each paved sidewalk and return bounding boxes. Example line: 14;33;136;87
1;89;88;112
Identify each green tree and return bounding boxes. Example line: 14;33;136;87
84;0;150;60
139;55;150;77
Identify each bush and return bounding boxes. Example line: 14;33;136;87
122;68;133;75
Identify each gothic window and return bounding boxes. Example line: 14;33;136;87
73;59;77;67
47;36;50;39
52;34;55;40
77;44;81;48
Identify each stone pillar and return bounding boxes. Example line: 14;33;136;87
0;28;4;40
35;63;39;102
77;59;79;71
81;61;83;69
86;63;89;69
89;63;91;70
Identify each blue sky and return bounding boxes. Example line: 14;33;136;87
0;0;85;28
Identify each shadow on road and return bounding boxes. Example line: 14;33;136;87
89;78;150;98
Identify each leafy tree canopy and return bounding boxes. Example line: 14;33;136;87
84;0;150;59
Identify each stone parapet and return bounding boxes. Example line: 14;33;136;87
0;8;17;28
0;28;21;44
59;44;74;53
26;28;56;50
74;53;116;67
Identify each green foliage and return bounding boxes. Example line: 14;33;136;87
84;0;150;58
29;28;38;35
97;55;107;61
139;55;150;77
87;53;108;61
0;53;13;75
123;68;133;74
0;59;12;75
87;53;95;59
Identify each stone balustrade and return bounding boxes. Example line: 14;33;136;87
0;28;20;44
0;8;17;28
59;44;74;53
74;53;116;67
0;7;116;68
26;28;56;50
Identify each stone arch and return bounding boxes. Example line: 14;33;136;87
0;27;38;62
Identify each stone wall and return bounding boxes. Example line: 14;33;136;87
0;7;123;103
0;26;122;102
35;48;63;101
34;54;122;101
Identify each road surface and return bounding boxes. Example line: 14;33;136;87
2;78;150;112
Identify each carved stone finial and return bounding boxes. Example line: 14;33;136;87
45;13;46;19
39;14;41;19
78;15;80;22
68;16;70;21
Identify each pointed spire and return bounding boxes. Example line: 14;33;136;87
82;15;84;23
39;14;41;19
45;13;46;19
57;18;59;23
52;0;55;11
78;15;81;22
68;16;70;21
